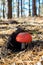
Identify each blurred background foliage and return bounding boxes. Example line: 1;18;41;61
0;0;43;19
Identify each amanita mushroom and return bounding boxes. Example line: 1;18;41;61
16;32;32;50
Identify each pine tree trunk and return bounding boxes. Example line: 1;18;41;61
29;0;31;16
32;0;37;16
39;0;40;16
21;0;22;17
3;3;5;18
7;0;12;18
17;0;19;17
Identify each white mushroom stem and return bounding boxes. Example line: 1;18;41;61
21;43;25;50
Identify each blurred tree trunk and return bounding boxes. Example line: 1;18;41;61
29;0;31;16
21;0;22;17
32;0;37;16
3;2;5;18
17;0;19;17
39;0;40;16
7;0;12;18
2;0;5;18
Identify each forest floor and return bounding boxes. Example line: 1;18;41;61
0;16;43;65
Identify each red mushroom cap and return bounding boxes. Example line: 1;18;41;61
16;32;32;43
